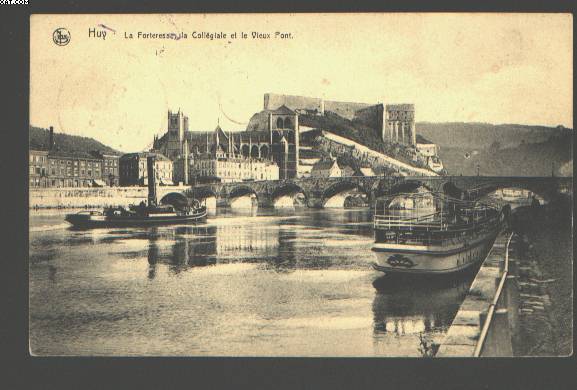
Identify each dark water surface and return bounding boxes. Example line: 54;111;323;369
30;208;475;356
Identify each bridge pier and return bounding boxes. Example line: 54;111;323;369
306;197;325;209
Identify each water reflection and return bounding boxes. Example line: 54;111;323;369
137;209;374;277
372;274;473;336
30;208;476;356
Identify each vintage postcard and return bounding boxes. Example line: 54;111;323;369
29;13;572;357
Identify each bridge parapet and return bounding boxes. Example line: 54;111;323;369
186;176;570;208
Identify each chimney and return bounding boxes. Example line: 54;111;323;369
147;155;157;206
49;126;54;150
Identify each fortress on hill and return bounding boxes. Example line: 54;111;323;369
256;93;417;146
152;93;442;184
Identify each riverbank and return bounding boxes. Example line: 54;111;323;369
510;201;573;356
29;186;189;209
436;195;572;357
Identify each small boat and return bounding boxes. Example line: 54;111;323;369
371;191;504;275
65;155;206;228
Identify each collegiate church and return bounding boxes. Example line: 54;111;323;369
152;105;300;180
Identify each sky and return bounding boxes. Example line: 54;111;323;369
31;13;573;152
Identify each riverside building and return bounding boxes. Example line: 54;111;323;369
119;152;174;186
29;126;120;188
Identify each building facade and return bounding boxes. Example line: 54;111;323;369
29;126;121;188
119;152;174;186
47;151;106;188
416;142;444;173
384;104;416;146
190;154;279;183
29;150;50;188
91;151;120;186
311;157;342;178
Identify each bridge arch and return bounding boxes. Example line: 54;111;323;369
271;182;309;207
467;181;553;203
387;180;435;196
228;185;259;208
322;180;371;208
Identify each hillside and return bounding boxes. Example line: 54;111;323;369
29;126;122;157
299;112;431;170
415;122;573;176
416;122;569;150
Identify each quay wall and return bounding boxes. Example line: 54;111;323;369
436;230;517;357
29;186;190;209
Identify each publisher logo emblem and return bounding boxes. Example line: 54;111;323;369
53;28;71;46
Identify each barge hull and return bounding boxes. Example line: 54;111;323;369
371;231;498;275
65;213;207;228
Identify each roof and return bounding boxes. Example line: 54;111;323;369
29;149;49;155
312;158;338;171
270;104;296;115
359;167;375;176
46;149;101;160
341;166;355;176
120;152;171;161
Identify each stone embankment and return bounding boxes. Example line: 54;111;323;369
29;186;189;209
436;231;517;357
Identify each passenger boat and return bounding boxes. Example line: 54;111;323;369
65;155;206;228
371;191;504;275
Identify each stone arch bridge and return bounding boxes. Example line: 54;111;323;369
184;176;572;208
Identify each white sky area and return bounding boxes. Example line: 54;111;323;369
31;13;573;152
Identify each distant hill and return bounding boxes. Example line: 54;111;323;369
417;123;573;176
29;126;122;157
416;122;569;149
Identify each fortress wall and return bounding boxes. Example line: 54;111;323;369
353;104;384;134
264;93;322;112
324;100;373;120
264;93;376;120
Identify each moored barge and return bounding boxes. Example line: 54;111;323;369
65;155;206;228
371;192;504;275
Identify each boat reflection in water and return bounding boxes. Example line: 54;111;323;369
371;273;474;355
146;226;218;279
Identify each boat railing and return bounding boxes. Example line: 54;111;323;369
374;213;446;230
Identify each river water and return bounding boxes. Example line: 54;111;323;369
30;207;476;357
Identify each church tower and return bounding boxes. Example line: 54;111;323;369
167;109;188;160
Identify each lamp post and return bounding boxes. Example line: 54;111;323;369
476;164;480;177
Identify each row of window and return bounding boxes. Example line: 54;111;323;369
30;166;103;177
30;155;48;163
30;153;118;167
30;178;99;188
